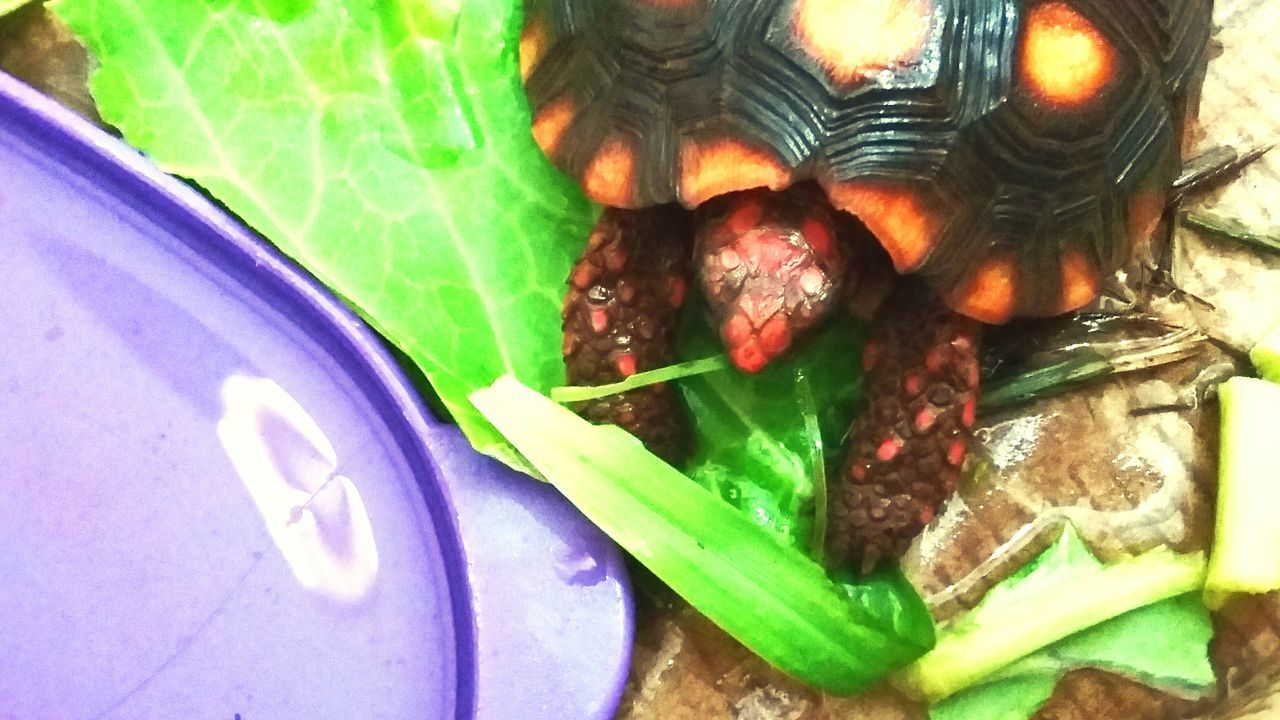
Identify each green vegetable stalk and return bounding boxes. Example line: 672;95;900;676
1250;323;1280;384
1205;376;1280;608
896;540;1206;703
472;377;934;695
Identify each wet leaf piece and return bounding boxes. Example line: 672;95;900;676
471;377;934;695
911;528;1214;720
678;316;864;549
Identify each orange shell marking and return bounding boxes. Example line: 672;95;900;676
531;98;575;157
1058;250;1100;313
583;136;639;208
792;0;933;84
952;256;1017;324
1019;3;1118;106
519;18;551;82
678;139;792;208
827;182;940;272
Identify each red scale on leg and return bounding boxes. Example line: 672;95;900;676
589;308;609;333
668;277;687;308
961;395;977;428
695;186;850;373
758;315;791;356
914;405;938;432
827;279;982;574
615;352;638;378
876;436;903;462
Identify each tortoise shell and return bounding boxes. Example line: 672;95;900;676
520;0;1213;322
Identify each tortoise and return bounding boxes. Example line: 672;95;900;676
519;0;1213;572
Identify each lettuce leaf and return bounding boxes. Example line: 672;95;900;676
472;377;934;695
52;0;589;471
924;528;1215;720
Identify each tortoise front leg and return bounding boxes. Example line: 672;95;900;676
828;280;982;574
562;205;694;463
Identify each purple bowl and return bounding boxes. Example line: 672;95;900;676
0;71;631;719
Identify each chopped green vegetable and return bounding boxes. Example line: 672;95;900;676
930;674;1058;720
929;529;1215;720
796;370;829;560
471;377;934;695
1250;324;1280;384
896;527;1207;703
1205;376;1280;608
678;316;864;548
550;355;730;403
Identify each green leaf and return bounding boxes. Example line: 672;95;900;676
930;675;1058;720
1250;323;1280;384
471;377;934;695
549;355;732;404
678;316;864;548
52;0;593;469
920;528;1214;720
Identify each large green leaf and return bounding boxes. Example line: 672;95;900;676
472;377;934;695
52;0;592;468
920;528;1215;720
678;314;864;549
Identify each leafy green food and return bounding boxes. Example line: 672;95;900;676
52;0;591;471
901;528;1213;717
1206;376;1280;608
678;315;864;548
1250;323;1280;384
550;355;731;403
471;377;934;695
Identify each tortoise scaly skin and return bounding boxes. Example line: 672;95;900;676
522;0;1213;572
562;205;693;462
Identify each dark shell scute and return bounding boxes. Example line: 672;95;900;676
522;0;1213;320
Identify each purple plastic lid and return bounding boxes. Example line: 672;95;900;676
0;71;631;719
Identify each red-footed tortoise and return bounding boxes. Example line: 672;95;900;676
519;0;1213;572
